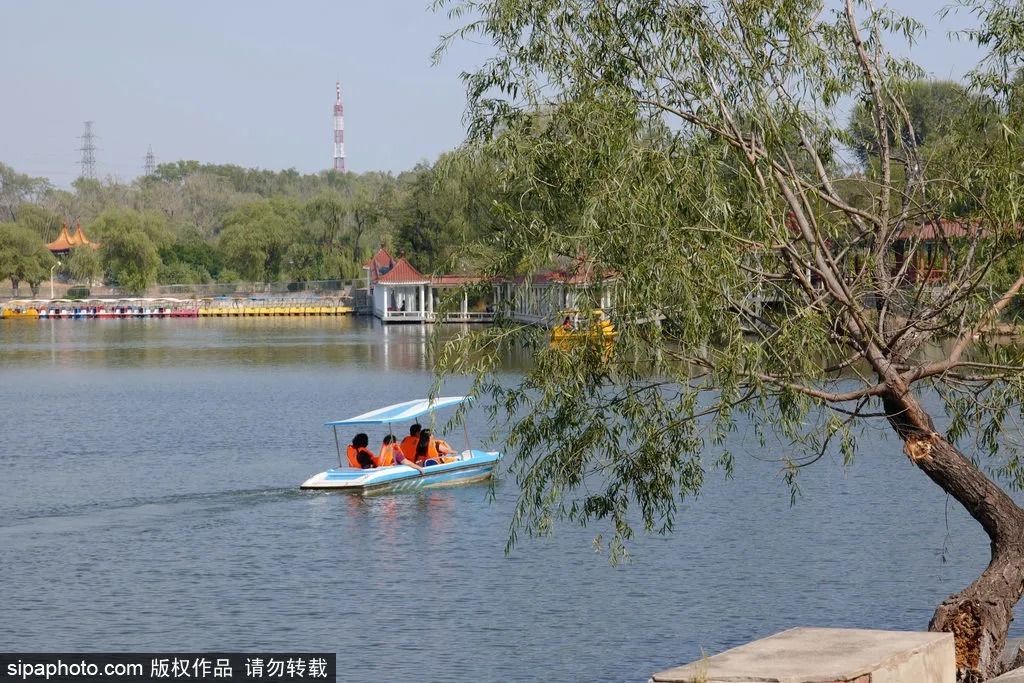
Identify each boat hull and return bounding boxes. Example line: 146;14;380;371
300;450;501;493
1;309;40;320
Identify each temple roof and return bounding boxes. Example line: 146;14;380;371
47;223;99;252
363;246;396;280
374;257;430;284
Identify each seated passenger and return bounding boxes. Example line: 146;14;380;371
378;434;399;466
381;434;425;475
400;423;422;462
346;433;378;469
415;429;457;466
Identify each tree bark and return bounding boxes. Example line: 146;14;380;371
885;388;1024;681
930;545;1024;682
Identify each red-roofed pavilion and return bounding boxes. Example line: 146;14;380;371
362;245;495;324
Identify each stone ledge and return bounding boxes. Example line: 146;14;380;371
650;627;954;683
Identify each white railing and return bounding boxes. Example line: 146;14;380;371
373;308;496;324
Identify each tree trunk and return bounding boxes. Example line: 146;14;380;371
885;388;1024;680
930;545;1024;682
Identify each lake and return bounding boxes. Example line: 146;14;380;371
0;317;1012;682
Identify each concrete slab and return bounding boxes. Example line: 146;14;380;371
650;627;955;683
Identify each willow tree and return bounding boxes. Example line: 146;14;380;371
435;0;1024;679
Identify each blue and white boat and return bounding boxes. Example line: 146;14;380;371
299;396;502;493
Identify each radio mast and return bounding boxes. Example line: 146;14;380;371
333;82;345;173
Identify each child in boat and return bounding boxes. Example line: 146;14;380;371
347;433;378;469
380;434;425;475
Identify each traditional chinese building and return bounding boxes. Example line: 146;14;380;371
362;246;494;324
46;221;100;257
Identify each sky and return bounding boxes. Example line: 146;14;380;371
0;0;987;188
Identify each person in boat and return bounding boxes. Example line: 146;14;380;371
346;433;378;469
414;429;456;466
380;434;425;475
400;423;422;462
561;315;574;331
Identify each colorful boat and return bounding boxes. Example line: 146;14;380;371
551;309;617;349
0;307;40;320
300;396;502;493
5;298;200;320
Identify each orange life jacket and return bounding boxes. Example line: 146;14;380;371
419;438;454;464
378;442;398;467
399;435;419;461
346;444;377;468
409;438;435;464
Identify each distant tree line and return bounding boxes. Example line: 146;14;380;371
0;152;499;296
0;77;1007;297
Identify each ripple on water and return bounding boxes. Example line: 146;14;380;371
0;319;1016;682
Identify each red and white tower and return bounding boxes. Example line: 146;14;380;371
333;81;345;172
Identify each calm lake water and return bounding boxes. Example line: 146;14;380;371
0;317;1016;682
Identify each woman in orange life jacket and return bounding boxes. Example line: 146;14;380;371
346;433;378;469
414;429;456;466
380;434;425;475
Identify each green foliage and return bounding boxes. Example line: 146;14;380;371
160;241;222;282
0;156;485;289
393;151;500;273
216;268;240;284
435;0;1024;562
67;245;103;285
847;80;985;166
0;162;50;222
93;209;163;294
0;220;56;295
218;199;302;282
14;204;63;241
157;261;209;285
283;242;323;283
65;286;90;300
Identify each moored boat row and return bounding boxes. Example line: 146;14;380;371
197;304;352;317
1;298;355;320
1;298;200;320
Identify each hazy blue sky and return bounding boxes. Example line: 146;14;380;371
0;1;984;187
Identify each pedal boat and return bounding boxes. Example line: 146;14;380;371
300;396;502;493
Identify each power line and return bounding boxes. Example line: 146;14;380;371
78;121;98;179
144;144;156;176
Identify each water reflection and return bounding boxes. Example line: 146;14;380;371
0;318;511;373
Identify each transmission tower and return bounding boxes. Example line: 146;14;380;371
333;82;345;172
144;145;156;176
78;121;98;179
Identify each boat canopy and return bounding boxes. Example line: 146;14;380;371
325;396;468;426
